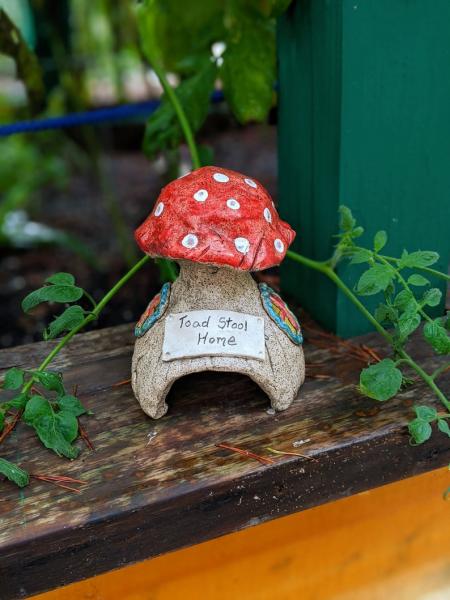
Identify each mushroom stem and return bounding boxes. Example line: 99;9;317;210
175;260;257;307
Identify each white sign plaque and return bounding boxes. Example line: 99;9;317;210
162;310;265;362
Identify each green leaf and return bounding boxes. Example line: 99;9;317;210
143;60;216;159
32;414;79;459
221;5;275;123
23;395;52;424
0;410;4;432
356;264;395;296
0;458;29;488
2;367;24;390
359;359;403;401
438;419;450;437
33;371;65;395
414;405;437;421
399;250;439;269
421;288;442;308
350;249;373;265
57;395;87;418
407;274;429;287
397;311;421;340
393;289;415;312
3;392;28;411
423;319;450;355
44;305;86;341
373;230;387;252
22;285;83;313
56;410;79;443
338;206;356;233
45;272;75;286
408;418;432;445
374;303;397;324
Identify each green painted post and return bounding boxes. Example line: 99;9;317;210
278;0;450;337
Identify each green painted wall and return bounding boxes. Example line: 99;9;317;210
278;0;450;337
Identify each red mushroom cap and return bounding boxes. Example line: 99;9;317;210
135;166;296;271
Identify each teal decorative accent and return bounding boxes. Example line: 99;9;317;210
259;283;303;345
135;282;171;338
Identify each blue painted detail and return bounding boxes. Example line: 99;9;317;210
135;282;171;338
259;282;303;345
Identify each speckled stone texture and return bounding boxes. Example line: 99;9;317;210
132;261;305;419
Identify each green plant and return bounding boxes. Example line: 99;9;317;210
287;207;450;447
137;0;289;159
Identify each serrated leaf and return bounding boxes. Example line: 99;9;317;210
424;319;450;355
393;289;415;312
422;288;442;308
44;305;86;341
0;458;29;488
57;395;87;417
374;230;387;252
2;367;24;390
56;410;79;443
407;274;429;287
221;5;275;123
350;249;373;265
33;371;65;395
408;418;432;445
143;60;216;159
359;358;403;401
23;395;52;424
356;264;395;296
32;414;79;459
414;405;437;421
438;419;450;437
45;272;75;286
399;250;439;269
3;392;29;411
22;284;83;313
374;303;397;323
397;311;421;340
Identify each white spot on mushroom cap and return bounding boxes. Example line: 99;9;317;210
213;172;229;183
274;238;284;253
263;208;272;223
182;233;198;249
227;198;240;210
154;202;164;217
193;189;208;202
234;237;250;254
244;178;257;188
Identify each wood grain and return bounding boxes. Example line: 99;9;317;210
0;324;448;599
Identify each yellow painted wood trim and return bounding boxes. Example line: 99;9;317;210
35;468;450;600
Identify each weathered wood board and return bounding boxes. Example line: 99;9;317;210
0;324;448;599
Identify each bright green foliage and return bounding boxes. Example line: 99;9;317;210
333;206;449;446
359;359;403;402
142;59;217;158
408;418;432;445
23;395;79;459
2;368;25;390
221;3;275;123
22;284;83;313
137;0;286;155
44;306;86;341
0;458;29;488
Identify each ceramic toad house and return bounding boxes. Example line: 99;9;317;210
132;166;305;418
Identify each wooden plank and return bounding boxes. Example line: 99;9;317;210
34;468;450;600
278;0;450;336
0;324;448;598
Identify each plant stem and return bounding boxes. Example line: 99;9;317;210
286;249;449;411
151;62;201;171
21;256;150;396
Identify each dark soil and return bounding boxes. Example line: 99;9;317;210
0;123;278;348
